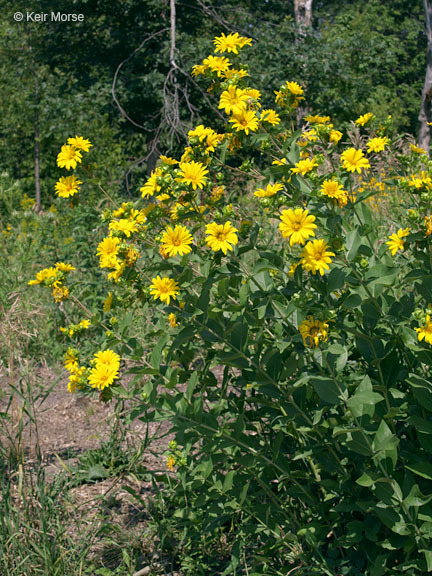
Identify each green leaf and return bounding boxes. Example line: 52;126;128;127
326;343;348;373
407;374;432;412
405;460;432;480
373;420;399;469
347;375;384;418
311;375;345;405
151;334;169;369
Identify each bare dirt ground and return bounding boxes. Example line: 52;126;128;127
0;362;177;574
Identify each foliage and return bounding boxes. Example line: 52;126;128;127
26;27;432;575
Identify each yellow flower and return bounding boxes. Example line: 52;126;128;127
366;137;389;153
425;216;432;236
406;171;432;190
329;130;343;144
320;179;348;207
56;144;82;170
160;225;193;258
192;64;206;77
299;317;329;348
229;109;259;135
52;281;69;302
97;236;121;269
385;227;410;256
205;221;238;255
202;55;231;76
410;143;427;154
150;276;180;305
304;114;330;124
103;292;113;313
64;348;79;372
107;262;125;282
355;112;373;126
340;148;370;173
55;175;83;198
178;161;209;190
140;168;162;198
160;155;178;165
301;239;335;276
88;349;121;390
109;218;140;237
28;267;58;286
244;88;261;102
166;454;176;471
415;315;432;345
222;68;249;80
260;109;281;126
67;136;92;152
291;157;318;176
279;208;317;246
254;182;284;198
168;313;177;328
55;262;76;272
285;81;304;96
218;86;248;115
213;32;252;54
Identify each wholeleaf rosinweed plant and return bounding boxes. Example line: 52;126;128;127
29;32;432;574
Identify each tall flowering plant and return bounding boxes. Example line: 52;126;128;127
29;32;432;574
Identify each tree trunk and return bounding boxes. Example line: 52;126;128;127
419;0;432;152
294;0;313;33
294;0;313;126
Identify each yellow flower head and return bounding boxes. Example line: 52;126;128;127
178;161;209;190
366;137;389;153
320;179;348;207
340;148;370;173
299;317;329;348
260;109;281;126
140;168;162;198
229;109;259;135
97;236;121;269
55;175;82;198
202;55;231;76
109;218;140;238
218;86;248;116
205;221;238;255
279;208;317;246
304;114;330;125
213;32;252;54
56;144;82;171
28;266;58;286
385;227;410;256
329;130;343;144
160;225;193;258
67;136;92;152
415;315;432;345
103;292;113;313
301;239;335;275
150;276;180;305
168;313;177;328
410;143;427;154
254;182;284;198
160;155;178;165
285;81;304;96
55;262;76;272
88;349;121;390
291;157;318;176
355;113;373;126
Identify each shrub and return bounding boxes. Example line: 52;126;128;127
30;32;432;575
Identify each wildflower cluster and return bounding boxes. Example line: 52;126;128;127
28;261;75;302
55;136;92;198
